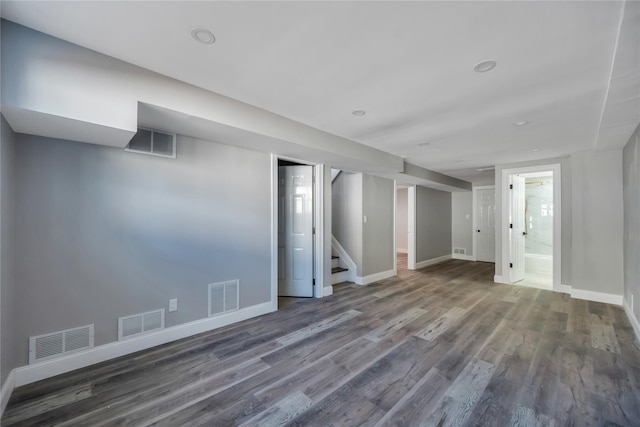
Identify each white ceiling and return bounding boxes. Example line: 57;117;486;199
3;1;639;183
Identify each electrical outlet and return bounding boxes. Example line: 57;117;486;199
169;298;178;312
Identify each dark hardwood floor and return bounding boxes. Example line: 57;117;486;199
3;259;640;426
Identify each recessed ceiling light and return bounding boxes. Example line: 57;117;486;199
352;109;366;116
514;121;529;127
473;60;496;73
191;28;215;44
531;148;541;152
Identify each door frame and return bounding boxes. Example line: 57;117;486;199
407;185;417;270
472;185;495;262
499;163;562;292
271;154;327;310
394;183;415;271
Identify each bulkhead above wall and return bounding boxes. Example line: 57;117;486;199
1;20;404;176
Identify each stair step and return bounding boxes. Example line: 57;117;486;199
331;256;340;269
332;266;348;274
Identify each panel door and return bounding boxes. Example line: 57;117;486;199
278;165;314;297
476;189;495;262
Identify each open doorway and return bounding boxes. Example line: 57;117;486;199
522;172;554;290
278;159;314;299
396;185;409;272
272;156;327;310
396;183;416;274
501;163;561;292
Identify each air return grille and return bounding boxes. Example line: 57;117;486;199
208;280;239;317
29;324;94;364
118;309;165;340
125;127;176;158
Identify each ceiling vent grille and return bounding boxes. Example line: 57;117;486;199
209;280;239;317
118;309;165;340
29;324;94;364
125;127;176;158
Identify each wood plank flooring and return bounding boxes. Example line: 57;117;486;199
4;259;640;426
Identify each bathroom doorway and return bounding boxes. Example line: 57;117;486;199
501;163;561;292
521;172;554;290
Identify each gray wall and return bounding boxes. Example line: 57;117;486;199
495;157;573;285
451;191;473;256
571;149;624;294
12;133;272;368
331;172;363;275
396;188;408;252
362;175;394;276
1;115;16;384
416;186;452;262
623;124;640;319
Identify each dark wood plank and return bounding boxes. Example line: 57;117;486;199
4;259;640;427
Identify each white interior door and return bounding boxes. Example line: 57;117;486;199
278;165;314;297
475;188;495;262
509;175;526;283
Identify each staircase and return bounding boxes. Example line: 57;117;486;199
331;255;350;284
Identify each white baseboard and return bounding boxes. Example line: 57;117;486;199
396;248;408;254
1;369;15;418
493;275;509;284
624;297;640;343
570;288;623;306
452;253;474;261
559;284;572;294
356;268;396;286
324;285;334;296
415;254;451;270
495;278;622;307
13;301;274;388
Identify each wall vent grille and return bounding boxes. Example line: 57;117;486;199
118;309;165;340
208;280;239;317
125;127;176;158
29;324;94;364
453;247;467;255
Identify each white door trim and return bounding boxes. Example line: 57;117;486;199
500;163;562;291
271;155;327;305
314;164;325;298
407;185;417;270
271;155;278;310
472;185;494;262
393;181;398;274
